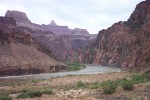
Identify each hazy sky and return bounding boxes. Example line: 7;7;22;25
0;0;143;34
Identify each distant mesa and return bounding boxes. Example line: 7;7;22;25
5;10;72;34
4;10;91;35
5;10;31;24
72;28;89;35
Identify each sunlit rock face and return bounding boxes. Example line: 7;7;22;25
78;0;150;71
0;17;66;76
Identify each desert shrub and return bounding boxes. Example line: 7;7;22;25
131;74;146;84
143;73;150;80
121;79;134;91
101;80;118;94
17;90;42;98
65;61;80;67
0;95;11;100
17;92;30;98
42;89;53;95
89;82;100;89
65;61;86;71
31;79;39;83
17;88;54;99
76;81;86;88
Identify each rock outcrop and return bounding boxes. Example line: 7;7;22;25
50;20;57;26
78;0;150;71
0;17;66;76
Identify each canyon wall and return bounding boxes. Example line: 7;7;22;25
78;0;150;71
5;10;97;61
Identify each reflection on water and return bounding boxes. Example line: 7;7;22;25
0;65;121;80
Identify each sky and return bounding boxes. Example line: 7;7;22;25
0;0;143;34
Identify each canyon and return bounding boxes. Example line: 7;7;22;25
5;10;97;61
0;1;149;100
0;10;97;76
0;0;149;77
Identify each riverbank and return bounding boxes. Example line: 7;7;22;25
0;66;149;100
0;72;150;100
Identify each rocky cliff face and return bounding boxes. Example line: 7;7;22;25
33;34;96;61
0;17;66;76
79;0;150;71
5;10;97;61
0;17;16;26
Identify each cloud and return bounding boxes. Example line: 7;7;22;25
0;0;143;34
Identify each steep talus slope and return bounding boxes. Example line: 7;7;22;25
79;0;150;71
0;17;66;76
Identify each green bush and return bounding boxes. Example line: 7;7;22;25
65;61;80;67
17;90;42;98
68;67;80;71
42;89;53;95
143;73;150;80
131;75;146;84
76;81;86;88
31;79;39;83
0;95;11;100
101;80;118;94
89;82;100;89
17;88;53;99
65;61;86;71
121;79;134;91
17;93;30;98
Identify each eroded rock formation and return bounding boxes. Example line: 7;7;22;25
5;10;97;61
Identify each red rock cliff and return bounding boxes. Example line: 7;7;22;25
79;0;150;71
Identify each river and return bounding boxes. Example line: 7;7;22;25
0;65;121;80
